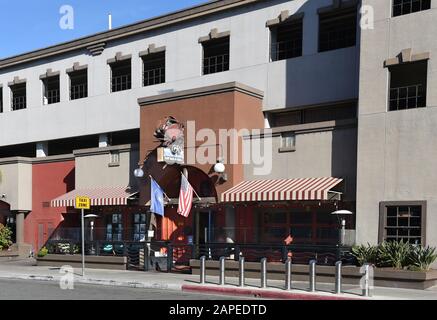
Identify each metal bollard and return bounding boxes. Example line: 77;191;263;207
261;258;267;288
362;264;370;297
200;256;206;284
285;258;292;291
309;260;316;292
335;261;342;294
219;257;226;286
239;256;245;287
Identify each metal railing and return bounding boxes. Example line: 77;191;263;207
70;83;88;100
393;0;431;17
111;74;131;92
389;84;425;111
203;54;229;75
271;40;302;61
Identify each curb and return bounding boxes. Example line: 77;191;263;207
182;284;367;300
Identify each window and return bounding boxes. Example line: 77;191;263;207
110;59;131;92
280;132;296;151
10;83;26;111
389;61;427;111
393;0;431;17
380;202;426;245
133;213;147;241
42;75;60;105
0;87;3;113
319;7;357;52
109;151;120;166
106;213;123;241
142;51;165;87
270;19;303;61
69;69;88;100
202;37;230;75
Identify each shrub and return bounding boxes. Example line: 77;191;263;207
351;243;378;266
37;247;49;258
377;240;412;269
0;224;13;251
408;245;437;271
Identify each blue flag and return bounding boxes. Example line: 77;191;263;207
150;178;165;216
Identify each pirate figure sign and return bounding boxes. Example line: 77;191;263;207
155;116;185;165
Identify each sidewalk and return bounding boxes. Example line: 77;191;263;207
0;259;436;300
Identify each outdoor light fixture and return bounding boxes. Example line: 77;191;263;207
214;159;228;182
331;210;353;246
134;168;145;178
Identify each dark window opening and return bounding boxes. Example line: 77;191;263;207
132;213;147;241
69;69;88;100
43;75;60;105
0;142;35;158
393;0;431;17
142;51;166;87
203;37;230;75
319;7;357;52
270;102;357;127
110;59;131;92
389;61;427;111
271;19;303;61
106;214;123;241
47;135;99;156
10;83;26;111
108;129;140;146
382;204;424;245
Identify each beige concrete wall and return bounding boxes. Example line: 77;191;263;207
74;145;139;189
0;158;32;211
244;123;357;200
357;2;437;246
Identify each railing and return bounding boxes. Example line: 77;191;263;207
389;84;426;111
12;96;26;110
271;40;302;61
111;74;131;92
46;89;60;104
143;67;165;86
70;83;88;100
203;54;229;75
393;0;431;17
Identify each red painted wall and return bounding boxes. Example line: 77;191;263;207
25;161;75;252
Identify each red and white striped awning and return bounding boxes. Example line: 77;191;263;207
51;187;138;207
221;177;343;202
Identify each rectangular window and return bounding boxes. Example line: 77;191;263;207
10;83;26;111
106;213;123;241
69;69;88;100
42;75;60;105
319;7;357;52
380;202;425;245
281;132;296;149
110;59;132;92
393;0;431;17
133;213;147;241
202;37;230;75
389;61;427;111
109;151;120;166
270;19;303;61
142;51;166;87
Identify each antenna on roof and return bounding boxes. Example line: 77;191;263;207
108;13;112;30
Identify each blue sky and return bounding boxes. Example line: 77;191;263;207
0;0;206;59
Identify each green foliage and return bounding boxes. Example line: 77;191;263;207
37;247;49;258
351;243;378;265
377;240;412;269
0;224;12;251
408;245;437;271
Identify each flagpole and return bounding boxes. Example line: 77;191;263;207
149;175;171;202
181;171;201;201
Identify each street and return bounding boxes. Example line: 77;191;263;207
0;278;245;300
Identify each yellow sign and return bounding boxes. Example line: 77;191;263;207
75;196;91;210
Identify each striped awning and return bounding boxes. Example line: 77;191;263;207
221;177;343;203
51;187;138;207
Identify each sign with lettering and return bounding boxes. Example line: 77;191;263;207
75;196;91;210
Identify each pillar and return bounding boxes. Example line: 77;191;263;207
15;211;26;244
99;133;109;148
36;142;48;158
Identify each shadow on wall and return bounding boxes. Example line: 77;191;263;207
63;168;75;193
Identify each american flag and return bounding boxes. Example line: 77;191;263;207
177;173;194;218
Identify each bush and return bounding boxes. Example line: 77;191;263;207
351;243;378;266
377;240;412;269
37;247;49;258
0;224;13;251
408;245;437;271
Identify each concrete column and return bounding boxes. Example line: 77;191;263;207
15;211;26;244
36;142;48;158
99;133;109;147
225;206;236;242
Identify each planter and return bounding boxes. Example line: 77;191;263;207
37;254;127;270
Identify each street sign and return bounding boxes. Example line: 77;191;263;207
75;196;91;210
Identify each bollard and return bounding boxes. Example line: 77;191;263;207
219;257;226;286
261;258;267;288
200;256;206;284
362;264;370;297
285;258;292;291
309;260;316;292
335;261;342;294
239;256;245;287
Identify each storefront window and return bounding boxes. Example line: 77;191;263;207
133;213;147;241
106;213;123;241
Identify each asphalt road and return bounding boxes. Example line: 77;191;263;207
0;278;244;300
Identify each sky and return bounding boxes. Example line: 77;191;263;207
0;0;207;59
